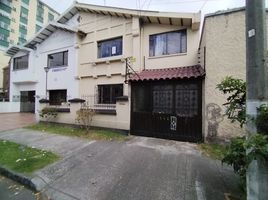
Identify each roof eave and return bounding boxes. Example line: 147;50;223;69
5;45;32;57
57;3;201;30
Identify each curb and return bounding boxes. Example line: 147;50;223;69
0;166;37;191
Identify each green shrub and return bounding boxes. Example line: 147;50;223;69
216;76;246;127
222;134;268;191
75;108;95;132
39;107;58;121
256;105;268;135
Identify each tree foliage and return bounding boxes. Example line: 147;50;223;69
222;135;268;191
216;76;246;127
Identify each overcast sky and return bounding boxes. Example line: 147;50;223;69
42;0;268;16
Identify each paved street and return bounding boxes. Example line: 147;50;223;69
0;113;36;132
0;128;242;200
0;175;36;200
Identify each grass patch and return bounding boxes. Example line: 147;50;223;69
0;140;59;174
198;143;227;160
27;123;128;141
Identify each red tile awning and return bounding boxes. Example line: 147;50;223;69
129;65;205;82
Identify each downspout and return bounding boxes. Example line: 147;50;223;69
139;18;145;71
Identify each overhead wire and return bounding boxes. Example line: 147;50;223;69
146;0;153;9
200;0;208;10
150;0;220;5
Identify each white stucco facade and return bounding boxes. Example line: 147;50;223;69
9;29;79;113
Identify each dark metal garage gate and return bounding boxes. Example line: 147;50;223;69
129;65;205;142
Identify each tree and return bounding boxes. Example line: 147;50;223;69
216;76;246;127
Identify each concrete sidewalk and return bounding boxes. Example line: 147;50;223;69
0;129;242;200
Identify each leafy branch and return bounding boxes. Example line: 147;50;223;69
216;76;246;127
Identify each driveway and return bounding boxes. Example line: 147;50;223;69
0;129;241;200
0;113;36;132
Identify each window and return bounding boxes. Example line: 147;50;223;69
98;37;122;58
0;34;8;41
49;90;67;105
47;51;68;67
149;29;187;57
21;0;30;5
35;24;41;32
48;13;54;21
98;84;123;104
13;55;28;70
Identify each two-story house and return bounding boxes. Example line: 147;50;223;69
6;22;82;113
6;3;203;142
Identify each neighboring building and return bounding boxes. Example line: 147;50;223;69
2;65;10;100
199;7;267;141
0;0;59;97
6;22;80;113
7;3;205;142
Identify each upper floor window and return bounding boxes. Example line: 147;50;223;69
48;13;54;21
149;29;187;57
98;37;122;58
47;51;68;68
98;84;123;104
13;55;28;70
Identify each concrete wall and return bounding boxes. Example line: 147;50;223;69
0;102;20;113
200;10;260;141
39;100;130;130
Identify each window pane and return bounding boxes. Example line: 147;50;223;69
181;31;187;53
48;51;68;67
13;55;28;70
98;84;123;104
154;34;167;56
64;51;68;65
98;37;122;58
167;32;180;54
149;29;187;56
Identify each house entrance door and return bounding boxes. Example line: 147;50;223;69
20;91;35;113
131;79;202;142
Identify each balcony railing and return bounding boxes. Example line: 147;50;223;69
81;94;116;114
1;0;11;7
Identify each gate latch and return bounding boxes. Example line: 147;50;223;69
170;116;177;131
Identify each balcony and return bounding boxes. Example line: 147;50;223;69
20;16;28;25
1;0;12;8
36;15;43;23
0;27;10;36
0;2;12;14
0;39;9;47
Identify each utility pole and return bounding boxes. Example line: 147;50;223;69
246;0;268;200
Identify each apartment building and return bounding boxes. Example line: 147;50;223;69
6;3;205;142
0;0;59;96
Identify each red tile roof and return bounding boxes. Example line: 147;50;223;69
129;65;205;82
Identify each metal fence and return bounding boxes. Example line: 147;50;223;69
81;95;116;110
